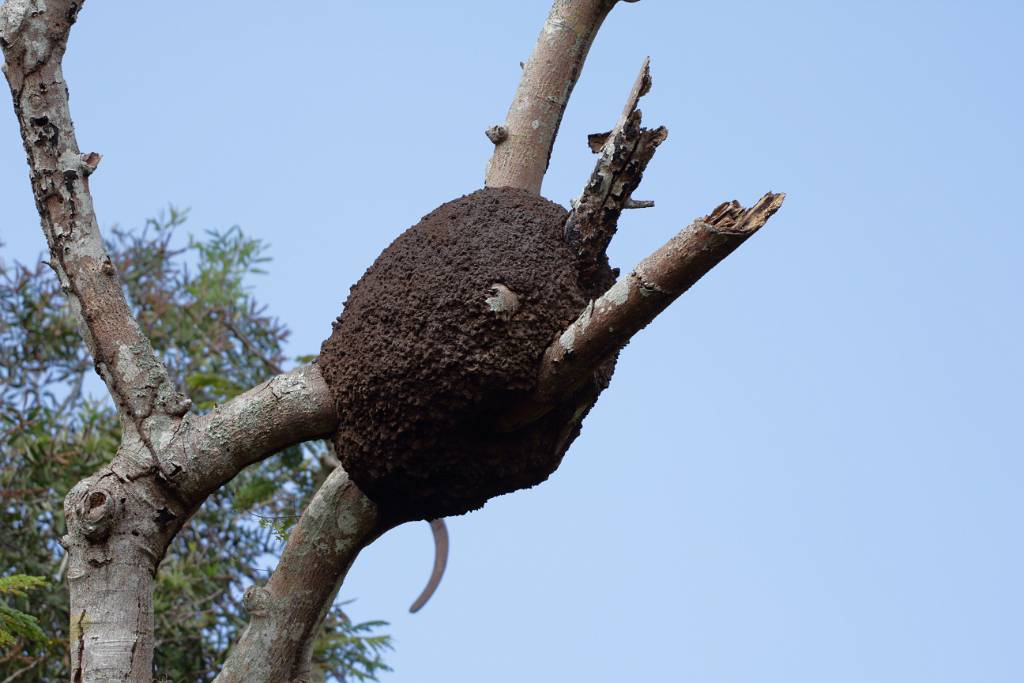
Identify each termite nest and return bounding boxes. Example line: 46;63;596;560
318;187;616;522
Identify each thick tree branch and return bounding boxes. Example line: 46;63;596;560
565;57;668;296
2;3;201;679
0;0;188;426
56;364;338;682
484;0;639;194
166;364;337;503
213;467;379;683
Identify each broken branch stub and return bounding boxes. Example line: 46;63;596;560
565;58;667;297
495;194;785;432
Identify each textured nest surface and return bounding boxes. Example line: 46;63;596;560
319;187;613;521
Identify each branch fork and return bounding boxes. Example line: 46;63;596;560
1;0;786;680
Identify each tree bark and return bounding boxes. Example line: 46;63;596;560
66;549;156;681
53;362;340;681
166;365;337;501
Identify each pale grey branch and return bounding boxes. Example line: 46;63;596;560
0;0;188;426
484;0;639;194
543;193;786;402
499;193;785;431
167;365;338;502
213;467;379;683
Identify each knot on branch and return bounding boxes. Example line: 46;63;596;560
242;585;274;617
74;486;119;542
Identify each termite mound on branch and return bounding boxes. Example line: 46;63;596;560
318;187;616;522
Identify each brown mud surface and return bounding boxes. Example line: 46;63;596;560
319;187;614;521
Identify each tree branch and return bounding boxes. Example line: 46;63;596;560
166;364;337;503
565;57;668;296
213;467;379;683
543;193;786;401
2;2;782;680
484;0;639;194
0;0;189;426
499;193;785;430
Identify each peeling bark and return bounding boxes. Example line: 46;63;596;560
565;57;667;296
484;0;639;194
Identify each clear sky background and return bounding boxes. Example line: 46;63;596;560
2;1;1022;681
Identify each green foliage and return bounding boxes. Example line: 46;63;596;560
0;575;47;649
0;210;390;681
0;576;47;597
316;609;394;682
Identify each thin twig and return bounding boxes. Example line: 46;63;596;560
1;658;41;683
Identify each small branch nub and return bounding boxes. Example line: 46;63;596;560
81;152;101;175
623;198;655;209
485;125;508;145
242;585;273;617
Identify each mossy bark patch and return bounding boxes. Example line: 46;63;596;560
318;187;613;521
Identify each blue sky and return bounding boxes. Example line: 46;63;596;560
2;1;1022;681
